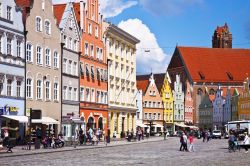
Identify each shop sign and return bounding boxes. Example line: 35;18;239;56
26;108;30;117
0;105;19;115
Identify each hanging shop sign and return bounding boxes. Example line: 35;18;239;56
0;105;19;115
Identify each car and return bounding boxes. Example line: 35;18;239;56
212;130;222;139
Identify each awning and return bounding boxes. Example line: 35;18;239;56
137;124;147;127
154;124;163;128
32;117;59;125
175;123;189;128
1;115;28;123
187;125;199;129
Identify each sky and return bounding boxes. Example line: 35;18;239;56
53;0;250;75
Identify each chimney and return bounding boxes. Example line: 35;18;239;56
80;1;85;31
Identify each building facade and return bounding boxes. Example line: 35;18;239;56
54;2;81;140
136;89;143;128
199;93;213;130
103;21;139;138
137;73;164;134
238;77;250;120
73;1;108;132
185;81;193;124
223;88;232;124
24;0;62;133
0;0;25;138
213;87;225;130
231;89;240;121
161;73;174;132
173;75;185;130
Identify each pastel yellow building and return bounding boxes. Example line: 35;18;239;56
103;22;140;138
238;77;250;120
161;73;174;131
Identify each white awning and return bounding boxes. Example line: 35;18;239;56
154;124;163;128
1;115;28;123
175;123;188;128
188;125;199;129
32;117;59;125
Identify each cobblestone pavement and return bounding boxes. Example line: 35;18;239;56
0;137;250;166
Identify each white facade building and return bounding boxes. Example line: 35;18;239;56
136;89;143;127
223;88;232;124
213;86;225;130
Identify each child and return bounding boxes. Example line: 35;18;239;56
189;134;195;152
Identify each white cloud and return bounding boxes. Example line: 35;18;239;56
118;18;170;74
52;0;137;18
139;0;203;15
99;0;138;18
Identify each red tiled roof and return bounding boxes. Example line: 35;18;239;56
16;0;31;7
136;75;149;93
15;0;32;23
177;46;250;83
53;4;66;25
73;3;80;24
154;73;165;92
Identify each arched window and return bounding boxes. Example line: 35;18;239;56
36;80;42;99
209;88;215;95
98;117;103;130
87;117;95;129
26;78;32;98
36;46;42;65
45;48;51;66
45;81;50;100
44;20;51;35
36;16;42;32
53;51;58;68
26;43;33;62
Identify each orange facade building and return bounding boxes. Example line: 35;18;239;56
73;1;108;132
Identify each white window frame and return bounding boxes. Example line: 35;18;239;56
36;45;43;65
73;88;77;101
26;78;33;99
45;48;51;67
86;88;90;102
88;23;92;34
16;40;21;57
63;86;67;100
80;87;84;101
36;16;42;32
68;60;72;75
44;20;51;35
7;79;12;96
54;82;59;101
91;88;95;102
16;81;21;97
7;37;12;55
95;26;98;38
36;79;42;100
84;43;89;55
90;44;94;57
0;35;2;53
63;58;67;73
53;51;59;69
7;6;11;21
45;81;51;100
26;43;33;62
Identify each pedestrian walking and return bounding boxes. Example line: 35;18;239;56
179;133;184;151
189;134;195;152
183;132;188;151
242;132;249;153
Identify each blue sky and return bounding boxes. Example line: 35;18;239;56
53;0;250;74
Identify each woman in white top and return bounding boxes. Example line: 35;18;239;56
243;132;249;153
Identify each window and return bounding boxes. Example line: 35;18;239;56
86;88;90;101
54;83;58;101
0;35;2;53
7;38;11;55
0;82;3;95
44;20;51;35
80;87;84;101
73;40;77;51
7;6;11;20
37;80;42;99
63;86;67;100
69;37;72;49
91;89;95;102
73;88;77;101
7;79;12;96
45;81;50;100
91;66;94;78
45;48;51;66
100;49;103;60
144;113;148;119
26;78;32;98
53;51;58;68
17;81;21;97
63;58;67;73
36;17;42;31
95;27;98;38
84;43;88;55
88;23;92;34
90;45;94;57
17;41;21;57
158;113;161;120
68;60;72;74
73;62;77;75
69;18;73;29
96;47;99;59
68;87;72;100
26;43;32;62
36;46;42;64
0;3;2;17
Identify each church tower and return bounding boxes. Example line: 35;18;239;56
212;23;232;48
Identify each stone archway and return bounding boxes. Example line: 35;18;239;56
98;117;103;130
87;116;95;129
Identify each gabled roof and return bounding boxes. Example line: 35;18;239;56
53;4;66;25
73;3;80;25
175;46;250;83
136;75;149;94
154;73;165;93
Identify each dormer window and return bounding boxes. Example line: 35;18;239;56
198;71;205;80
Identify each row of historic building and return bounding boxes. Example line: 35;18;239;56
0;0;139;140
